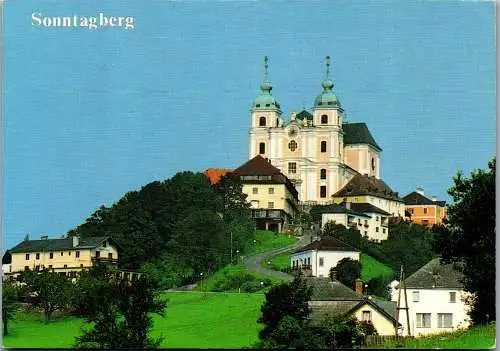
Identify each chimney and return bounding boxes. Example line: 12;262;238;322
431;196;437;202
72;236;79;247
416;187;424;195
345;201;351;210
355;278;363;295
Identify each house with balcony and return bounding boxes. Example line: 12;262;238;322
392;258;471;337
2;235;120;278
320;202;390;241
403;188;447;227
290;236;359;277
233;155;299;232
332;174;405;218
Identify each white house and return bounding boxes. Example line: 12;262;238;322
321;202;390;241
392;258;471;337
290;236;359;277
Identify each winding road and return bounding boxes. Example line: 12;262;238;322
243;232;314;281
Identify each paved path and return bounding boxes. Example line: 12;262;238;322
243;232;314;281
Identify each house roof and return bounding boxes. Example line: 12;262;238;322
306;278;398;326
349;202;391;216
402;258;464;289
9;236;117;253
233;155;282;176
203;168;233;185
292;236;359;255
333;174;402;202
233;155;299;200
296;110;313;121
343;123;382;151
403;191;446;207
307;277;362;301
319;203;371;218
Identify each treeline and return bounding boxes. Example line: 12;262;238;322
68;172;254;288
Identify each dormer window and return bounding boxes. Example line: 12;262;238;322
259;116;266;127
321;114;328;124
103;241;107;248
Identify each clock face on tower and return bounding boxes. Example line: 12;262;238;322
288;127;298;138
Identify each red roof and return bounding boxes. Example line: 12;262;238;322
203;168;232;185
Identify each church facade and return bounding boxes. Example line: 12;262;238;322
249;57;383;205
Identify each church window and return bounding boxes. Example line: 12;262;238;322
269;187;274;194
252;187;258;194
320;186;327;198
288;140;297;152
320;169;326;180
424;208;428;214
259;116;266;126
321;141;327;153
288;162;297;174
259;143;265;154
321;114;328;124
371;157;375;171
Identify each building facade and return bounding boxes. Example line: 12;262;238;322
290;236;359;277
233;155;299;232
403;188;447;227
321;202;390;241
248;57;382;205
3;235;119;278
332;174;406;217
393;258;471;337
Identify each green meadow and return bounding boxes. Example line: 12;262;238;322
3;292;265;349
381;322;496;349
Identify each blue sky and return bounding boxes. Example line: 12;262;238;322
3;1;496;250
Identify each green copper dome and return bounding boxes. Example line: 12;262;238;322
314;56;341;108
253;56;281;110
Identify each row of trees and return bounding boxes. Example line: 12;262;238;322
67;172;254;288
3;265;167;348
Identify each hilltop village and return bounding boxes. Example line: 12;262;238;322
2;57;493;348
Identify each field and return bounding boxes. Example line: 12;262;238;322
3;292;266;349
382;322;496;349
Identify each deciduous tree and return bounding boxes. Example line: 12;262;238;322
19;269;73;322
2;279;20;335
432;158;495;324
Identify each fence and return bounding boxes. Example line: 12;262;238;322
363;335;412;347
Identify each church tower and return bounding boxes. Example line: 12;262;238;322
248;56;283;160
309;56;345;202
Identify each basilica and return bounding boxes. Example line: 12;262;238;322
248;57;383;205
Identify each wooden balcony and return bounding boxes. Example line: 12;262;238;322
91;257;119;265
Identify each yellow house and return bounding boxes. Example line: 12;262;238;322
233;155;299;232
332;174;405;217
306;278;399;336
3;235;120;278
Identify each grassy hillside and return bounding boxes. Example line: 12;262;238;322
263;251;394;283
192;264;282;292
247;230;296;255
382;322;496;349
360;253;394;281
3;292;266;349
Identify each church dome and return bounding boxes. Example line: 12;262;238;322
253;56;281;110
314;56;341;108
